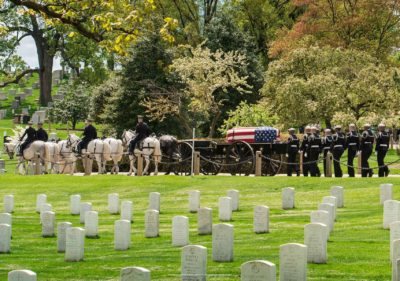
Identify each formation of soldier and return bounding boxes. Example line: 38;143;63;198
286;123;391;178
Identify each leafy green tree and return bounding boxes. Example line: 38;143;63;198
49;84;90;130
262;46;400;128
219;101;278;134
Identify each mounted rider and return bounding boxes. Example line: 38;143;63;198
18;121;36;156
36;122;48;142
77;118;97;155
128;115;152;155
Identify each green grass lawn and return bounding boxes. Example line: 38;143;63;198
0;175;397;280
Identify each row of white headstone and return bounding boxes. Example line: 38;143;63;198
378;183;400;281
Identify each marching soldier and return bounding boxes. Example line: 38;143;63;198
331;125;346;177
19;121;36;156
36;122;48;142
128;115;152;155
322;129;333;177
286;128;300;176
308;126;322;177
346;124;360;177
300;126;312;177
360;124;374;177
376;123;390;177
77;118;97;155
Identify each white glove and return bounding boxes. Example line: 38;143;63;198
357;151;361;156
375;151;377;155
304;153;308;158
285;154;289;158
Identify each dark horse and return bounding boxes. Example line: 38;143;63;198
159;135;179;175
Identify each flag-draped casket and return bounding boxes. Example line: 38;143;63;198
226;127;280;143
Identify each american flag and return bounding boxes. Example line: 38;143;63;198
227;127;279;143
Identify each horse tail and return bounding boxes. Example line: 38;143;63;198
153;139;162;163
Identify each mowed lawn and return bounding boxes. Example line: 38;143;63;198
0;175;397;280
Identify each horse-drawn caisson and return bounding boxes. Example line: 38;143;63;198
3;123;286;176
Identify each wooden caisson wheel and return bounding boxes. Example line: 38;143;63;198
262;153;283;176
225;141;255;176
173;141;193;176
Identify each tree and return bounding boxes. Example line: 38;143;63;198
49;84;90;130
224;0;301;65
261;46;400;128
270;0;400;60
219;101;278;134
145;44;252;137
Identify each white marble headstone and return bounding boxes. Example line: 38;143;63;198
198;207;212;235
212;223;234;262
148;192;160;212
189;190;200;213
380;184;393;205
241;260;276;281
8;270;37;281
311;210;332;234
318;203;335;232
254;205;269;234
304;223;328;264
70;194;81;215
393;239;400;280
0;213;12;237
40;203;52;223
218;197;232;221
330;186;344;208
393;258;400;281
227;190;239;211
120;267;150;281
384;200;400;229
172;216;189;247
108;193;119;214
115;219;131;250
322;196;337;221
279;243;307;281
121;200;133;222
282;187;295;209
181;245;207;281
0;223;11;253
57;222;72;252
41;211;55;237
79;202;92;224
65;227;85;261
3;195;14;213
391;222;400;262
145;209;159;238
36;194;47;213
85;211;99;238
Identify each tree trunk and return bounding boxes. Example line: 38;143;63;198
38;52;54;106
325;118;332;129
208;111;222;138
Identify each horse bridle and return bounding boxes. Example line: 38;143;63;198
67;136;80;149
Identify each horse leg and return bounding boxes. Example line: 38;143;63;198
128;155;134;176
143;156;150;175
154;160;159;176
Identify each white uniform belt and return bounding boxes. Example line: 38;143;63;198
349;143;357;145
290;145;298;148
311;145;319;148
380;144;388;147
364;142;372;144
334;145;343;148
323;147;330;150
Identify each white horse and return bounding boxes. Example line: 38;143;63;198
58;139;77;175
121;130;161;176
67;134;111;174
103;137;124;174
3;135;46;175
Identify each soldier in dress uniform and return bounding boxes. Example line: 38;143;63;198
19;121;36;156
360;123;374;177
77;119;97;155
36;122;48;142
346;124;360;177
300;126;312;177
322;128;333;177
308;126;322;177
286;128;300;176
331;125;346;177
376;123;390;177
128;115;152;155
